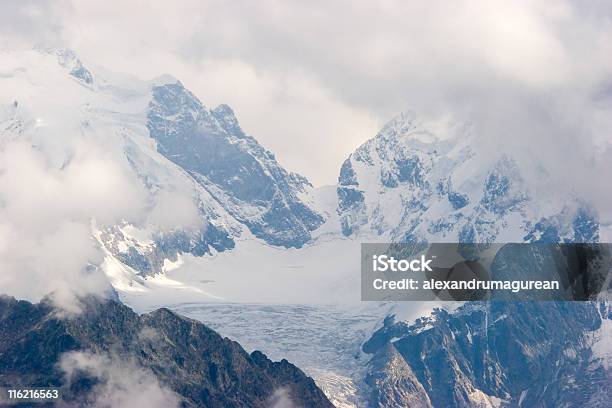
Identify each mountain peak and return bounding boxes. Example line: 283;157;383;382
149;73;181;87
378;111;467;145
337;111;598;243
146;81;324;248
32;46;94;85
379;111;418;137
212;103;241;132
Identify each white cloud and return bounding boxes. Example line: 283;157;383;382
267;387;297;408
146;189;202;231
0;46;208;310
59;351;181;408
0;0;68;50
3;1;611;188
0;139;147;311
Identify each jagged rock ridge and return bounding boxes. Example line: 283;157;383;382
0;295;334;408
363;301;610;407
147;81;323;248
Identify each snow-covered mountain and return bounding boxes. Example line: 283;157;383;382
335;112;609;407
337;111;599;244
330;113;609;407
0;48;323;281
147;81;323;248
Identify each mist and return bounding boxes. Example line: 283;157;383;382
0;0;609;187
59;351;181;408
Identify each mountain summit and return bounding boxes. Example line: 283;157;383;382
337;112;599;243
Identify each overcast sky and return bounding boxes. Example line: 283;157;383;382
2;0;611;186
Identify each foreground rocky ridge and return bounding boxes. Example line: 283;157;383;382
0;295;334;408
363;301;611;407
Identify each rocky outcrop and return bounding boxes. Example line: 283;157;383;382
363;301;611;407
147;81;323;248
0;295;334;407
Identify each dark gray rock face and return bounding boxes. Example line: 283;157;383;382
363;301;611;408
98;224;234;276
0;296;334;408
365;344;433;408
55;49;93;85
147;82;323;248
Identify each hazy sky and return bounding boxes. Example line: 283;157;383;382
2;0;611;186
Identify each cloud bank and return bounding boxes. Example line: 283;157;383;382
3;0;610;187
0;137;146;311
59;351;181;408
